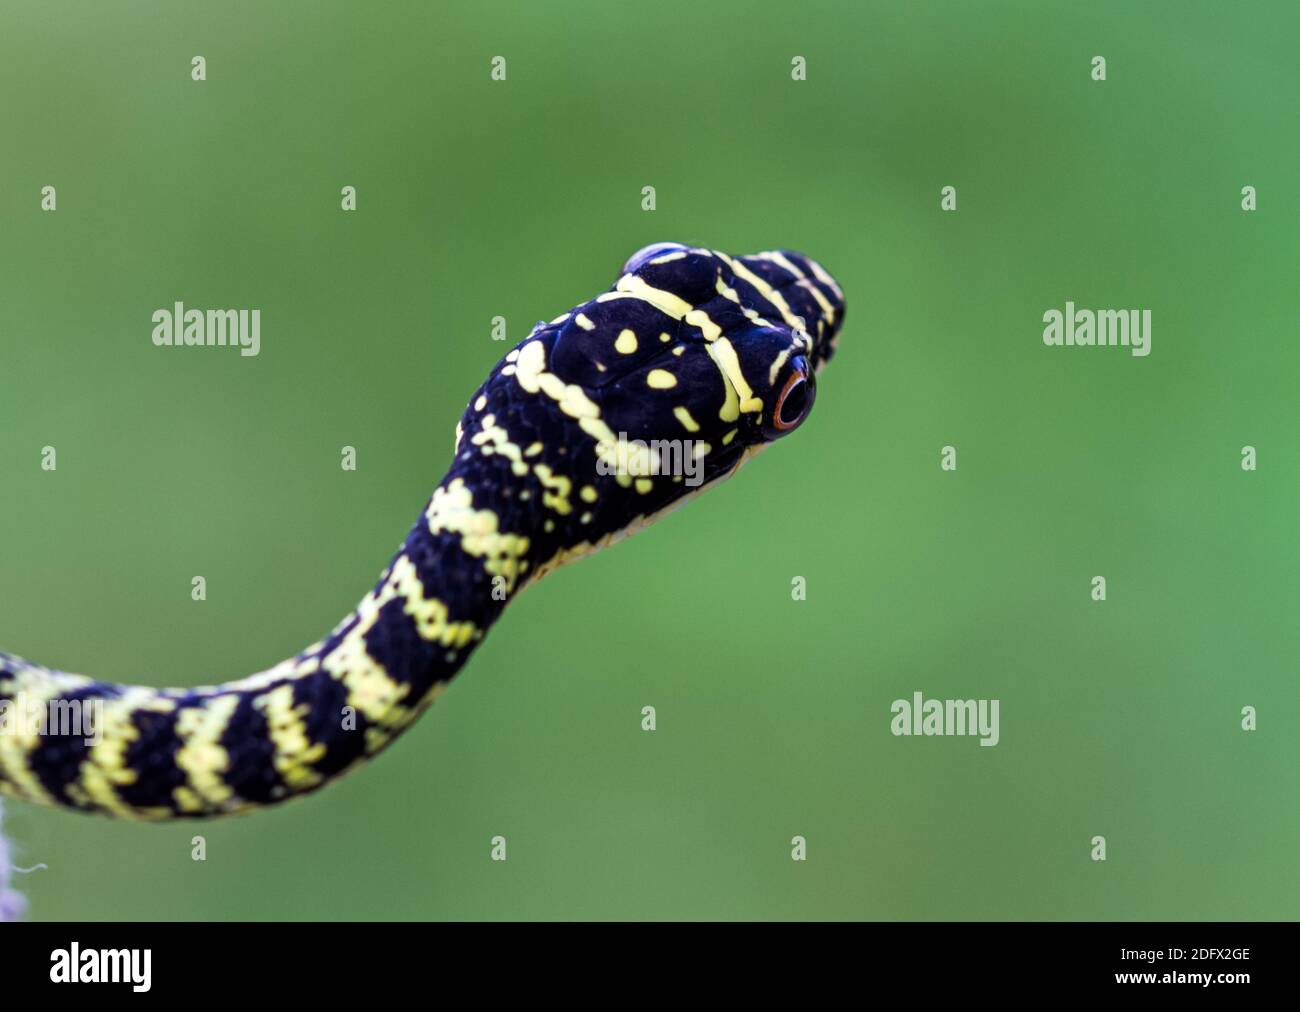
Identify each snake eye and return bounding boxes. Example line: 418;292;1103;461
766;360;815;438
622;242;688;275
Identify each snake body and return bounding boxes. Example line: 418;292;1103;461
0;243;845;820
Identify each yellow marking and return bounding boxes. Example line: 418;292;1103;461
512;337;650;481
471;414;530;476
589;426;654;485
516;341;604;421
715;275;773;327
808;257;844;300
474;395;488;411
323;634;410;738
517;439;772;598
716;276;741;302
673;346;685;356
683;308;722;340
364;727;392;753
597;287;720;340
635;478;653;494
514;341;547;391
768;347;793;385
713;360;740;422
532;462;574;515
723;428;739;445
760;250;806;279
575;313;595;331
79;690;179;818
426;480;531;593
646;369;677;389
649;250;687;264
525;441;544;457
580;511;592;523
322;554;479;751
706;338;763;415
715;251;803;329
550;313;570;325
796;277;835;323
0;667;91;807
673;405;700;432
614;273;693;319
615;329;638;354
580;485;598;503
254;683;327;791
541;373;601;419
505;348;520;363
174;694;241;810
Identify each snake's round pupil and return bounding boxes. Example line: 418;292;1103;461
771;366;814;436
779;379;808;426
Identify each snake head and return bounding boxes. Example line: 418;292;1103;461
565;242;845;481
457;242;846;574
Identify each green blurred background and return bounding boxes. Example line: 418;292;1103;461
1;0;1297;920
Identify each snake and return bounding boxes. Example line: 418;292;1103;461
0;243;845;820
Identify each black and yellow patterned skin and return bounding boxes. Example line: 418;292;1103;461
0;243;845;819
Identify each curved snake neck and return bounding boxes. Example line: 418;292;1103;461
0;244;845;820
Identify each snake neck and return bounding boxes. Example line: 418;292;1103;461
311;451;545;710
0;442;558;819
